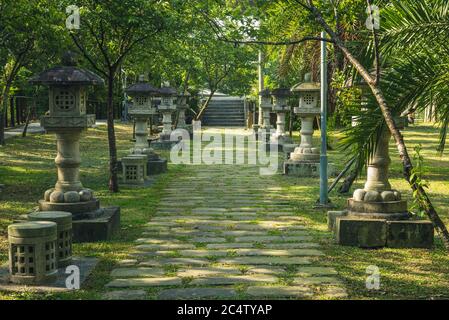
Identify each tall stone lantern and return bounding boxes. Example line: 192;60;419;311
29;52;120;242
153;83;178;150
259;89;273;142
176;91;191;133
284;73;323;176
270;88;292;147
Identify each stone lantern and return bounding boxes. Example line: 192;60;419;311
270;88;292;147
259;89;273;142
29;52;120;242
176;91;192;133
123;75;167;177
284;73;322;176
152;83;178;150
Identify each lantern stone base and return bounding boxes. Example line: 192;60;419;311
151;140;179;151
72;206;120;243
39;199;100;216
330;211;434;248
0;257;98;292
282;144;299;160
283;160;335;177
147;158;168;175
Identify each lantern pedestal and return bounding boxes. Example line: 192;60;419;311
329;129;433;248
153;104;178;150
37;123;120;243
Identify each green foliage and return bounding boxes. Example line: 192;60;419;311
410;144;430;218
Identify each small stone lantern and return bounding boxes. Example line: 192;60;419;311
122;75;167;178
29;52;120;242
158;83;178;141
270;88;292;146
283;73;326;177
259;89;273;141
176;91;191;132
126;75;159;155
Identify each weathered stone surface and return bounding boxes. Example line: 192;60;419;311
64;191;81;203
79;189;93;202
353;189;366;201
103;290;147;300
327;211;347;231
296;267;338;276
106;277;182;287
246;286;313;298
139;258;210;267
111;268;165;278
136;244;196;251
50;191;64;203
321;286;348;299
192;237;227;243
335;217;387;248
190;274;278;285
364;191;381;202
235;236;311;243
116;259;138;267
293;276;343;285
381;191;396;202
177;267;242;277
387;220;434;248
219;257;311;265
206;242;319;250
158;288;237;300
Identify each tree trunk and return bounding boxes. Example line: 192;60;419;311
107;71;119;193
328;29;449;249
338;169;358;194
306;4;449;249
195;90;216;121
0;83;12;145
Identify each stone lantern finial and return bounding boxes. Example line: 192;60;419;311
61;51;78;67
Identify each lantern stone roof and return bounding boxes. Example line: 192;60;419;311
126;82;159;96
159;86;178;96
29;51;104;86
271;88;291;97
259;89;271;97
291;73;320;93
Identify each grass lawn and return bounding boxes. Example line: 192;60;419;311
0;122;448;299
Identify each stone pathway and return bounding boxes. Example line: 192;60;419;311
104;128;347;300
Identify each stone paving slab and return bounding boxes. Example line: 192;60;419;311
206;243;320;249
218;257;312;265
135;244;196;251
106;277;182;288
158;288;238;300
246;286;313;298
103;289;147;300
234;236;312;243
153;249;324;258
190;275;278;285
111;268;166;278
139;258;210;267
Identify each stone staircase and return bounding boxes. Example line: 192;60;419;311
201;97;246;127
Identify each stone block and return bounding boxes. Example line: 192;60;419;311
327;210;348;231
284;160;336;177
147;158;168;175
386;220;434;248
72;206;120;243
335;217;387;248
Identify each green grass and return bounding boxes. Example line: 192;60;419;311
0;122;448;299
0;122;187;300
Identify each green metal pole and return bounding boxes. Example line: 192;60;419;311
320;31;329;205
